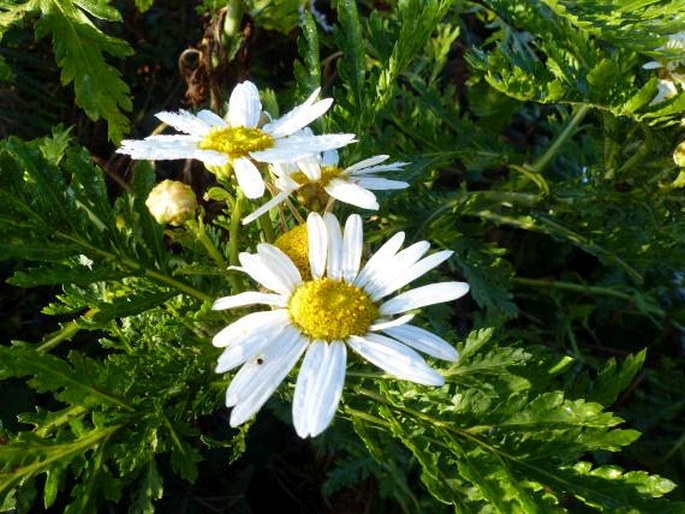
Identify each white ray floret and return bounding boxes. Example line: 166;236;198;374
211;212;469;438
643;32;685;105
117;81;355;199
242;149;410;224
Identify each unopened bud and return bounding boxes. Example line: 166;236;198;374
145;180;197;226
674;141;685;168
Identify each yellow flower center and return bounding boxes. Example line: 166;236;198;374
288;278;378;341
291;165;343;187
198;126;274;158
290;166;344;212
274;224;311;279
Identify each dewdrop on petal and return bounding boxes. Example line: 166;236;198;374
145;179;198;226
673;141;685;168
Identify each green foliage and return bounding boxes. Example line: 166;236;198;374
0;0;132;141
346;329;683;512
466;0;685;124
2;0;685;512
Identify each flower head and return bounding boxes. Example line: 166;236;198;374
145;179;197;226
644;32;685;105
117;81;356;199
242;149;410;224
212;213;469;438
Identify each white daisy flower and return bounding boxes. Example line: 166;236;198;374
643;32;685;105
242;149;410;224
212;212;469;438
117;81;356;199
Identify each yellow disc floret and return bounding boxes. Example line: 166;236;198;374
288;278;378;341
198;126;274;158
291;166;345;212
274;224;311;278
291;166;343;187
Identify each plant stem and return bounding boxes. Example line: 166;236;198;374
229;190;246;265
36;308;98;353
512;277;665;317
529;104;590;174
258;213;275;243
190;218;226;269
57;232;213;302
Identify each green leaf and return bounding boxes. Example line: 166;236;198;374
35;0;132;141
335;0;366;116
130;459;163;514
294;11;321;99
0;343;133;412
134;0;154;13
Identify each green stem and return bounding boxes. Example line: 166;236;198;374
355;388;638;508
529;104;590;174
36;308;98;353
57;232;212;302
229;190;246;266
258;212;275;243
190;218;226;269
513;277;665;317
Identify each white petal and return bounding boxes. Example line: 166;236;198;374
371;250;454;300
117;137;227;166
250;134;356;163
296;133;357;152
227;329;307;426
249;142;316;163
325;179;379;210
364;241;430;299
270;161;297;178
369;313;414;331
297;156;322;181
324;213;343;280
293;341;346;438
228;81;262;128
238;252;296;296
354;232;405;290
650;79;679;105
347;162;409;176
642;60;663;70
156;110;212;136
212;291;287;310
345;155;389;173
355;177;410;190
256;244;302;290
347;334;444;386
212;309;289;347
307;212;327;279
233;157;265;199
264;88;331;137
321;149;339;167
342;214;363;283
383;324;459;362
225;326;300;404
215;320;287;373
380;282;470;316
242;191;290;225
196;109;228;127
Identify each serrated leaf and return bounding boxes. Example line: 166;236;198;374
35;0;132;141
294;11;321;99
0;343;133;412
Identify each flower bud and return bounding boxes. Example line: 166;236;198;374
674;141;685;168
145;180;197;226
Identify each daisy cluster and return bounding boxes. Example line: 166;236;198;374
118;81;470;438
